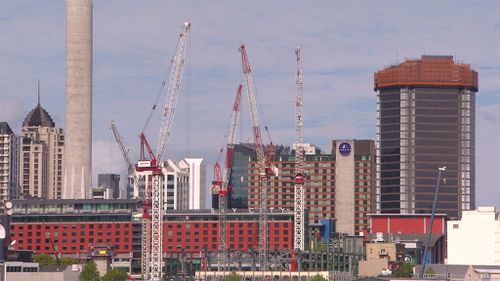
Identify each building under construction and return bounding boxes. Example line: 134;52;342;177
374;55;478;218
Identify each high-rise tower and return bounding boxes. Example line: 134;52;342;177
20;100;65;199
374;55;478;218
64;0;93;199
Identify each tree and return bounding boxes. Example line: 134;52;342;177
60;257;79;266
102;268;128;281
425;266;436;276
222;272;242;281
311;275;328;281
80;260;100;281
392;262;414;278
34;253;57;266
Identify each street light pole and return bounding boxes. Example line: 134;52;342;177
419;166;446;279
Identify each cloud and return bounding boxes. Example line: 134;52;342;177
2;0;500;207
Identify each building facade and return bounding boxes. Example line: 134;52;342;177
8;199;294;275
96;174;120;199
248;153;335;228
0;122;19;200
375;55;478;218
19;103;64;199
228;143;257;209
164;160;189;210
183;158;206;209
447;206;500;265
247;141;375;236
332;140;375;236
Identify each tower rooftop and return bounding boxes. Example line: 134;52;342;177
23;104;55;127
374;55;478;91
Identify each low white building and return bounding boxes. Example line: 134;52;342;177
447;206;500;265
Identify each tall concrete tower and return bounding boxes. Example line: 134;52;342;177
64;0;93;199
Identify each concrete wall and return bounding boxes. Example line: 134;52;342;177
64;0;93;199
334;140;355;235
185;158;206;209
447;207;500;265
358;258;389;277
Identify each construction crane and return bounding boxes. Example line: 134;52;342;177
214;84;243;270
110;121;142;198
293;47;305;252
419;166;446;278
239;44;275;270
46;233;61;266
135;21;191;281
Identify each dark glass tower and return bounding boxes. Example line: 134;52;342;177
228;143;257;209
374;56;478;218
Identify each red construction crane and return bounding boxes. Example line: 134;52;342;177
212;84;242;270
239;44;275;270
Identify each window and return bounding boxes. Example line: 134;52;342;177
453;224;459;229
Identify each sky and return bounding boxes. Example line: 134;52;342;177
1;1;500;208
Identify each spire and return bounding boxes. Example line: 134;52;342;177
37;79;40;106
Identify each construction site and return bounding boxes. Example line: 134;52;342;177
106;21;365;281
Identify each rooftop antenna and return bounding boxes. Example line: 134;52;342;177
37;79;41;105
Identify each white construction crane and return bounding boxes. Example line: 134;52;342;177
110;121;142;198
136;21;191;281
293;47;305;251
239;44;275;270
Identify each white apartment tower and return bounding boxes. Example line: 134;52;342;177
135;160;189;210
64;0;93;199
20;102;64;199
182;158;206;209
0;122;19;200
134;158;206;210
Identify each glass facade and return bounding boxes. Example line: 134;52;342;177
228;144;257;209
377;87;475;218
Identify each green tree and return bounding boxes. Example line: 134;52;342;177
425;266;436;276
392;262;414;278
34;253;57;266
60;257;79;266
102;268;128;281
80;260;100;281
222;272;242;281
311;275;328;281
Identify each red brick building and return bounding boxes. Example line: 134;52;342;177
8;199;294;274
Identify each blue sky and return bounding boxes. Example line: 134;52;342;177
1;1;500;207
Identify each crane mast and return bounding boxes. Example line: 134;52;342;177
240;44;274;270
136;21;190;281
293;47;305;251
217;85;242;270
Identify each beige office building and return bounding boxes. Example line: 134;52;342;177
20;103;64;199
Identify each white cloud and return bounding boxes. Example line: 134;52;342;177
2;0;500;207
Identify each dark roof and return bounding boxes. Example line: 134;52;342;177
0;122;14;134
354;277;390;281
22;103;55;127
12;198;141;205
39;265;69;272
